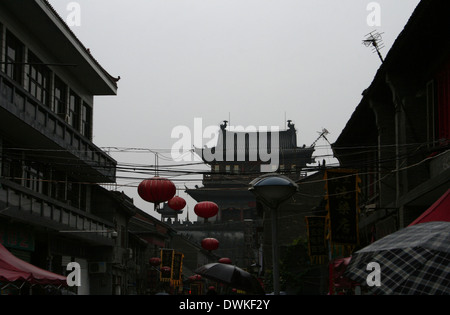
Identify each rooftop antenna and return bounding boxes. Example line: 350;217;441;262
363;30;385;63
311;128;330;147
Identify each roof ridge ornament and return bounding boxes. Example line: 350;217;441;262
220;120;228;131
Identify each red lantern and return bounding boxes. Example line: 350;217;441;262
138;177;176;207
188;274;202;281
168;196;186;211
160;266;171;277
218;257;232;264
149;257;161;266
194;201;219;219
201;238;219;251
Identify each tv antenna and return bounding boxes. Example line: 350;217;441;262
362;30;385;63
311;128;330;147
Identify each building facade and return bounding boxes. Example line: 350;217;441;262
0;0;125;294
332;0;449;246
187;120;315;222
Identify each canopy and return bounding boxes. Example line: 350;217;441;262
409;189;450;226
0;243;66;285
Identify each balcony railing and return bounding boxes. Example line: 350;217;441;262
0;177;115;245
0;72;116;182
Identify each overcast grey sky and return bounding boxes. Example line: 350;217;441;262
49;0;420;220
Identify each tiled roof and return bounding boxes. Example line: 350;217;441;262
41;0;120;88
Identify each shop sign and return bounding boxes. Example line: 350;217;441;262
305;216;327;263
0;224;35;251
325;170;360;245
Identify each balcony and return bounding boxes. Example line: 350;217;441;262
0;177;114;246
0;72;116;183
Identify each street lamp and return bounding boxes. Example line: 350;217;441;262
249;173;298;295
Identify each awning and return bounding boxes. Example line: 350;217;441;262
409;189;450;226
0;243;66;286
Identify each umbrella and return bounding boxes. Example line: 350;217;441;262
195;263;265;294
344;221;450;295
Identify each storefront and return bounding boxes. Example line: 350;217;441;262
0;242;67;294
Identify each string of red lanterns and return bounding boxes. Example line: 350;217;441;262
195;202;220;253
140;183;225;272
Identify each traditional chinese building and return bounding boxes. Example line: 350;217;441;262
179;120;315;272
186;120;315;222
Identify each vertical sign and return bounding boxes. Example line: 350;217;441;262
305;216;327;264
171;252;184;286
325;170;360;245
160;249;174;282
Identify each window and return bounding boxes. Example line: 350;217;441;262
233;165;239;173
1;156;22;185
79;184;87;211
81;102;92;139
5;30;24;83
53;76;67;119
213;165;220;172
24;165;43;193
68;91;81;131
27;51;49;106
67;181;80;208
53;171;67;202
225;165;231;173
120;225;126;247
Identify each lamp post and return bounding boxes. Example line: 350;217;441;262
249;174;298;295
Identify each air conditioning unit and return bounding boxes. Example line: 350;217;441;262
88;262;107;273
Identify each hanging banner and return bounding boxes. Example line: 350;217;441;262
325;169;360;246
160;249;174;282
305;216;327;264
171;252;184;286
